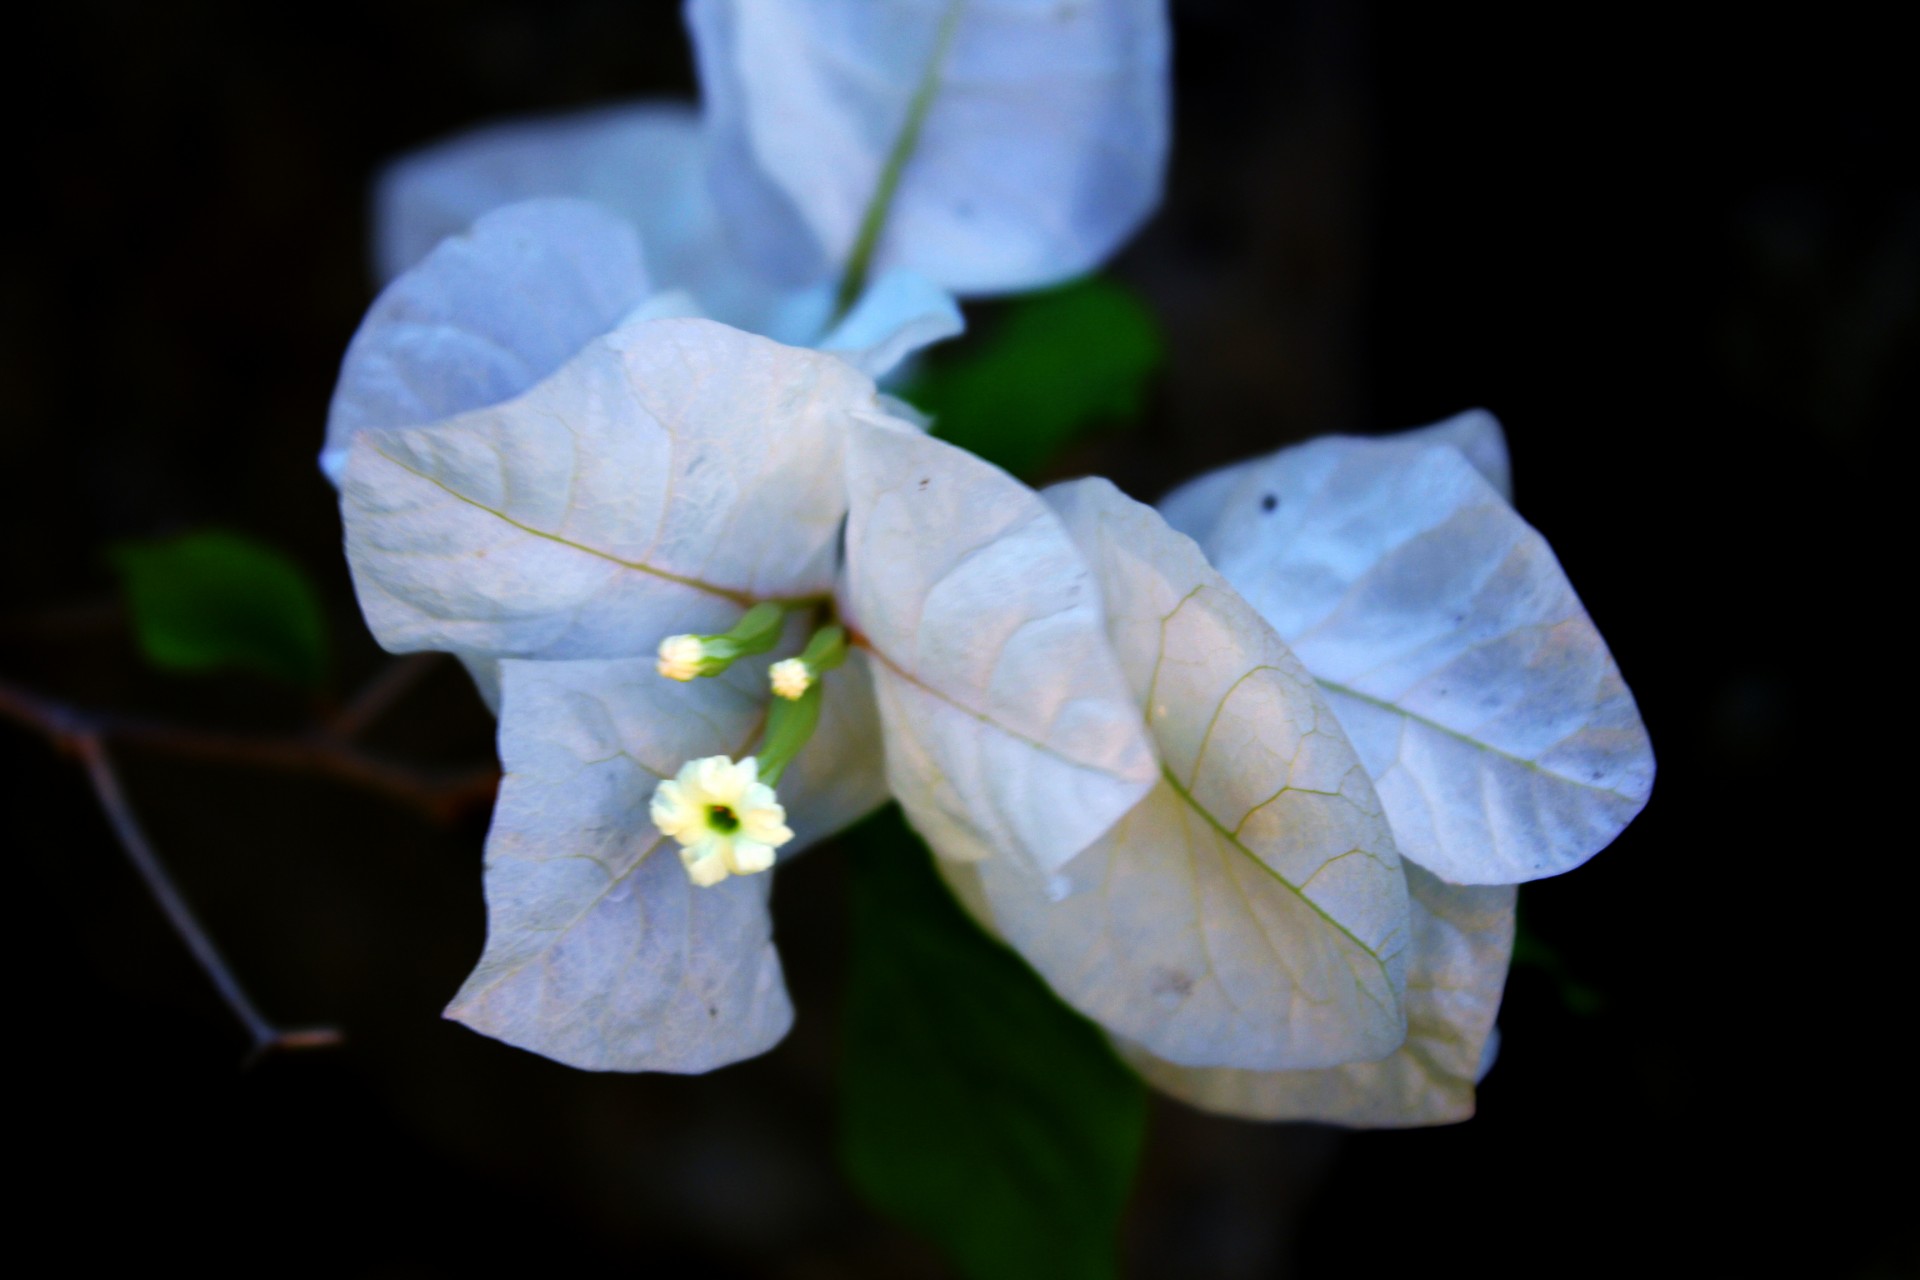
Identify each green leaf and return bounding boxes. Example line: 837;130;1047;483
1512;904;1606;1017
109;530;329;688
839;807;1147;1280
904;278;1162;478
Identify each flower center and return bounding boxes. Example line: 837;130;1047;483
706;803;741;834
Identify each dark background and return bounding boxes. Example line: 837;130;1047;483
6;2;1910;1275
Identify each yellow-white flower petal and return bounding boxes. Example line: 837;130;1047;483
651;754;793;887
731;841;778;876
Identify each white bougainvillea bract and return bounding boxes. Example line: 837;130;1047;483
327;0;1651;1125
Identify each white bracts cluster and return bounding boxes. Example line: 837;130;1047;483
768;658;811;700
328;20;1650;1106
657;634;707;682
650;755;795;887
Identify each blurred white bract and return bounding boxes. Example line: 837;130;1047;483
324;0;1650;1127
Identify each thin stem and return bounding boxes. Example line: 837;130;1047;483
0;594;126;639
329;652;441;740
0;654;488;1065
0;679;496;823
831;0;965;320
73;733;341;1062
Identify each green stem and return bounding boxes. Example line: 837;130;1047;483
831;0;965;321
757;683;823;788
798;624;849;674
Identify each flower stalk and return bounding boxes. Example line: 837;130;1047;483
658;601;788;681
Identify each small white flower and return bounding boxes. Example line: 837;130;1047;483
769;658;811;700
650;755;794;887
657;634;706;681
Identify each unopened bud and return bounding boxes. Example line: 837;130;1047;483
770;658;812;701
655;602;789;681
657;634;707;681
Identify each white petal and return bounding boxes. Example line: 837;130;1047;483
684;845;733;888
687;0;832;287
1159;411;1513;541
817;269;965;379
840;417;1157;879
373;103;702;281
729;841;778;876
1161;432;1654;885
341;317;872;669
622;288;708;324
739;815;790;847
447;656;790;1071
1394;408;1513;501
948;479;1409;1070
323;199;648;485
721;755;761;797
1119;867;1515;1127
649;779;695;836
689;0;1171;294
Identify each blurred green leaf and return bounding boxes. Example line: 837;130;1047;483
1512;905;1606;1017
904;277;1162;478
109;530;328;688
839;807;1146;1280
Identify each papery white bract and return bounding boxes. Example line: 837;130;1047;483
332;271;904;1067
330;249;1169;1070
370;102;828;345
374;3;1171;304
689;0;1171;294
324;199;649;485
370;103;966;359
328;190;959;714
942;479;1412;1071
1161;412;1655;886
444;640;885;1073
323;0;1640;1130
839;416;1159;880
1095;411;1654;1125
340;317;868;695
372;100;825;337
1120;867;1516;1126
374;104;718;290
919;422;1650;1127
450;656;798;1071
342;185;958;485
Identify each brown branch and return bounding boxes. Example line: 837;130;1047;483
0;678;497;823
73;733;343;1064
0;594;126;640
0;661;495;1066
328;652;443;740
